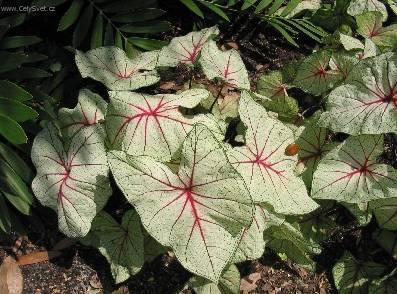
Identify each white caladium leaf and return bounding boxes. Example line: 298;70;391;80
108;124;253;283
58;89;107;138
319;53;397;135
328;52;361;82
333;251;385;294
31;124;111;237
227;93;319;215
106;89;217;162
356;12;397;49
347;0;388;22
158;26;219;67
75;46;159;90
370;268;397;293
91;210;144;284
188;264;240;294
312;135;397;203
370;197;397;230
339;33;364;51
362;38;381;59
296;115;338;187
293;51;342;96
233;204;284;263
199;40;250;90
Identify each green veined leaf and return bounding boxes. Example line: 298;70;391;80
179;0;204;18
158;26;219;67
369;268;397;293
332;251;385;294
373;229;397;258
0;36;41;49
0;98;38;122
0;80;32;102
255;0;273;13
267;0;285;15
75;46;159;90
1;191;32;215
31;123;112;237
114;30;123;49
319;53;397;135
104;21;114;46
111;9;167;23
227;92;319;214
58;0;84;31
128;37;168;51
370;197;397;230
242;0;259;10
72;3;93;47
198;1;230;21
343;202;372;226
90;13;103;49
283;19;323;43
281;0;300;17
312;135;397;203
0;115;27;144
124;41;140;58
119;21;171;34
199;40;250;89
91;210;144;283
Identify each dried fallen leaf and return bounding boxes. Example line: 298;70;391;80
17;251;61;266
0;256;23;294
240;272;261;293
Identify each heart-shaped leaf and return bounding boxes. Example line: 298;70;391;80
312;135;397;203
31;124;111;237
333;251;385;294
75;46;159;90
106;89;222;162
199;40;250;90
91;210;144;284
373;229;397;258
347;0;388;22
227;92;319;215
108;124;253;282
319;53;397;135
59;89;107;138
158;26;219;67
370;197;397;230
293;51;342;96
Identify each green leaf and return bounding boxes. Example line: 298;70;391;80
242;0;259;10
227;92;319;214
102;0;157;13
332;252;385;294
188;264;240;294
91;210;144;284
58;89;107;138
268;21;299;47
347;0;388;22
58;0;84;31
293;50;342;96
104;21;114;46
179;0;204;18
0;193;11;233
356;12;397;49
198;1;230;21
105;89;214;162
255;0;273;13
0;80;32;102
343;202;372;226
281;0;301;17
200;40;250;89
3;67;52;79
0;36;41;49
90;13;104;49
373;229;397;258
0;115;27;144
319;53;397;135
312;135;397;203
369;268;397;293
75;46;159;90
388;0;397;15
0;142;33;182
72;3;93;47
0;51;28;73
31;123;112;237
0;98;38;122
108;124;254;283
0;14;26;28
111;9;167;23
119;21;171;34
267;0;284;15
158;26;219;67
128;37;168;51
370;197;397;230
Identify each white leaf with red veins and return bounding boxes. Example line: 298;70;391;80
347;0;388;22
58;89;107;138
31;124;111;238
319;53;397;135
312;135;397;203
227;92;319;215
75;46;159;90
199;40;250;90
108;124;253;283
293;51;342;96
158;26;219;67
106;89;222;162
